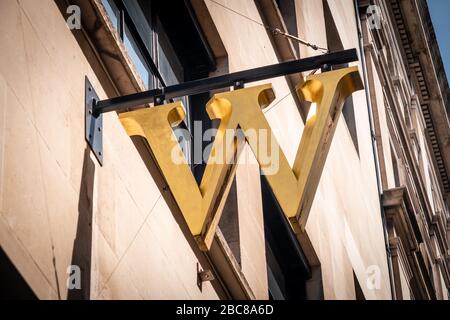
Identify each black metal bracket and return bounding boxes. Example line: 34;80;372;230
321;64;332;72
85;49;359;164
197;263;215;291
85;77;103;165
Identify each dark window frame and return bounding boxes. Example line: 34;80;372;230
103;0;165;88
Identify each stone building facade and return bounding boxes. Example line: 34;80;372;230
0;0;448;300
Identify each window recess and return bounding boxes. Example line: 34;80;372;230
100;0;216;167
323;0;360;155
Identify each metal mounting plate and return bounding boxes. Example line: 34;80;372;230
85;77;103;165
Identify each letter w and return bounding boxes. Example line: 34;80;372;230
119;67;363;251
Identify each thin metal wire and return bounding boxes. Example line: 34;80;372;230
206;0;270;29
263;90;293;113
272;28;329;54
205;0;329;53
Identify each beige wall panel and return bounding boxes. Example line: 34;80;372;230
94;251;143;300
329;0;380;200
1;86;67;297
305;173;356;299
326;0;358;49
295;0;327;60
326;0;381;201
0;75;5;213
0;0;34;110
236;145;268;299
306;119;391;299
145;198;218;299
0;217;58;299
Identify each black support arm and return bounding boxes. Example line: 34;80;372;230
86;49;359;165
92;49;358;117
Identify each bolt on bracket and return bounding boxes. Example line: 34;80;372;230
197;263;215;291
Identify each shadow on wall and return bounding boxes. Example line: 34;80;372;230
0;247;38;300
67;147;95;300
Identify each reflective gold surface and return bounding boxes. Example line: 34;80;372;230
119;67;363;251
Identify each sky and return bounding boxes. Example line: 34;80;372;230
427;0;450;83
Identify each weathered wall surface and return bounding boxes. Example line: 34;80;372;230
0;0;220;299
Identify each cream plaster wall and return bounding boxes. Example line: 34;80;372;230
235;146;268;299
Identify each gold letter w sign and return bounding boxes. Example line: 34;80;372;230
119;67;363;251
